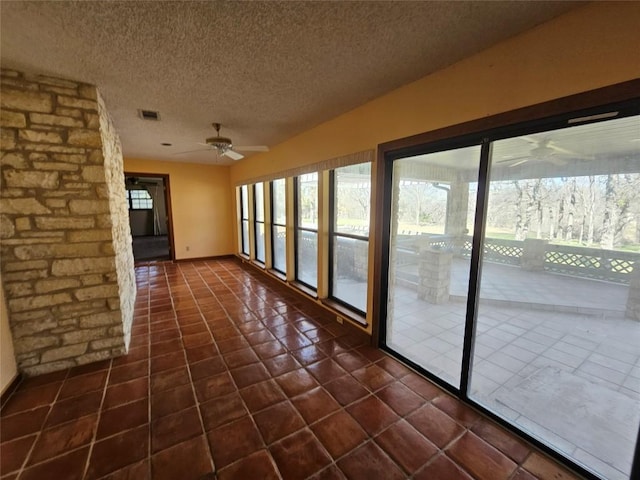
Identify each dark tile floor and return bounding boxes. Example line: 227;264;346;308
0;259;582;480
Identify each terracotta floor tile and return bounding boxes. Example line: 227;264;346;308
216;336;250;354
224;347;259;368
20;446;89;480
471;417;531;463
306;358;348;384
245;329;277;346
355;345;387;362
179;321;208;336
291;387;341;424
324;375;368;406
309;464;348;480
311;411;368;459
100;459;150;480
68;359;111;378
433;394;481;428
211;326;241;341
446;431;517;480
151;406;202;453
86;424;149;479
414;453;474;480
150;366;190;394
0;434;36;475
150;327;180;344
182;332;213;349
351;364;395;392
230;363;270;388
103;377;148;410
275;368;319;397
292;345;328;366
374;420;438;474
151;384;195;420
207;416;264;468
194;372;236;402
46;390;102;427
216;450;280;480
238;320;266;335
239;379;286;413
263;352;300;376
1;382;60;415
337;441;405;480
270;428;332;480
512;468;539;480
150;338;183;357
407;403;465;448
279;333;313;351
316;338;350;357
29;414;97;465
347;395;399;436
150;351;186;374
200;393;247;431
151;435;213;480
375;381;426;416
14;370;66;390
0;406;49;442
58;371;108;400
185;344;219;363
253;401;306;444
333;351;370;372
98;398;148;439
189;355;227;382
112;345;148;366
375;356;411;379
108;360;148;386
253;340;288;360
522;451;582;480
302;327;335;344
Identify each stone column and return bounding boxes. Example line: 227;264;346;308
521;238;548;271
0;69;135;376
418;248;452;304
625;267;640;321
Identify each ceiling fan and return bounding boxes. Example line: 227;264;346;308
497;136;591;167
174;123;269;160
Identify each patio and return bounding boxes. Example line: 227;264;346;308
386;260;640;480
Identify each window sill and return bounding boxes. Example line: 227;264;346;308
321;298;368;327
268;269;287;282
289;281;318;300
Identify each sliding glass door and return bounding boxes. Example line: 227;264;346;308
380;105;640;480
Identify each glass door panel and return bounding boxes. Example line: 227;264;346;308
470;115;640;480
385;145;480;387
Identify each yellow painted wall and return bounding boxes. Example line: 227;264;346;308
0;272;18;394
124;158;235;259
230;2;640;184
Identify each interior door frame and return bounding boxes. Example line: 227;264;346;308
124;171;176;262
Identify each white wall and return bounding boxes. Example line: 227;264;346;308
1;272;18;394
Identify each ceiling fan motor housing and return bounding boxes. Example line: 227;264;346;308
205;136;233;151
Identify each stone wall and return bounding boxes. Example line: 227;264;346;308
0;69;136;376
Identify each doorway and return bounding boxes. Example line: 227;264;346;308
125;172;175;262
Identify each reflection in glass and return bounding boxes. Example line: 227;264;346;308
297;230;317;288
386;145;481;386
331;163;371;313
471;115;640;480
254;183;265;263
272;179;286;274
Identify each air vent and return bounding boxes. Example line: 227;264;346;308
138;109;160;121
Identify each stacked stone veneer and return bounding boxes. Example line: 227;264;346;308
0;69;136;376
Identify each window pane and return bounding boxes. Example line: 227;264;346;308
241;185;249;220
241;220;250;255
471;115;640;480
335;163;371;235
272;178;286;225
386;145;481;387
332;236;368;313
255;222;265;263
297;230;317;288
255;183;264;222
273;225;286;273
298;173;318;230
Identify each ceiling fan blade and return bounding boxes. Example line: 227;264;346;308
223;149;244;161
495;155;530;164
234;145;269;152
172;148;211;155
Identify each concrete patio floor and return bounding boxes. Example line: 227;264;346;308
385;261;639;480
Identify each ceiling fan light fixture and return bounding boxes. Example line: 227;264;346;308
205;135;233;151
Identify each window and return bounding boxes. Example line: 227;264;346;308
127;189;152;210
380;103;640;480
329;163;371;314
254;183;265;263
295;173;318;289
240;184;250;256
271;178;287;274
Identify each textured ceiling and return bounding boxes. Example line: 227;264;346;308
0;1;578;166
